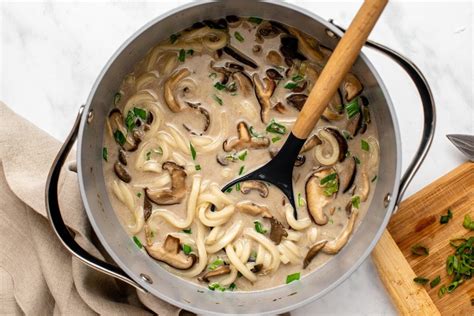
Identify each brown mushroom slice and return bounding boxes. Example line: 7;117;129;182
253;74;276;123
118;149;128;165
314;128;348;166
266;50;284;67
280;36;306;62
289;28;325;63
240;180;269;198
256;21;282;39
145;235;197;270
223;121;270;152
164;68;191;113
114;161;131;183
232;72;253;97
235;201;272;218
251;263;263;273
145;161;187;205
303;240;327;269
223;46;258;69
183;106;210;136
322;207;359;254
265;68;283;81
144;194;153;221
322;90;344;121
225;15;241;27
300;134;322;153
357;171;370;202
108;109;138;151
269;218;288;245
286;94;307;111
338;157;357;193
346;111;362;137
198;265;231;282
343;73;363;101
305;168;337;225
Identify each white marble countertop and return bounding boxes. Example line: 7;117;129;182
1;1;472;315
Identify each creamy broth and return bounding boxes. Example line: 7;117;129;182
102;16;379;292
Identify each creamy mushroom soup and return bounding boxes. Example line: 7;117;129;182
102;16;379;291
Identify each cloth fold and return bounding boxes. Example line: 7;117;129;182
0;102;181;315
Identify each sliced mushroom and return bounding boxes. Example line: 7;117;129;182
338;157;357;193
251;263;263;273
280;36;306;62
322;90;344;121
269;218;288;245
300;134;322;153
198;265;231;282
266;68;283;81
303;240;327;269
216;153;231;166
256;21;282;39
144;194;153;221
164;68;191;113
322;207;359;254
145;235;197;270
305;168;337;225
108;109;138;151
343;73;363;101
223;46;258;69
183;105;210;136
265;51;283;68
253;74;276;123
240;180;269;198
314;128;348;166
114;161;131;183
274;102;287;114
145;161;187;205
118;149;128;165
252;44;262;55
225;15;241;27
232;72;253;97
289;28;325;63
235;201;272;218
286;93;307;111
346;111;362;137
223;121;270;152
225;62;244;72
357;171;370;202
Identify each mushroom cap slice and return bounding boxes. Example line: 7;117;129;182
253;74;276;123
322;207;359;254
232;72;253;98
305;168;337;225
164;68;191;113
145;235;197;270
289;28;325;63
286;94;307;111
145;161;187;205
240;180;269;198
338;156;357;193
108;109;138;151
343;73;363;102
269;217;288;245
265;50;284;66
303;240;327;269
223;121;270;152
198;265;231;282
322;90;344;121
223;45;258;69
300;134;322;154
114;161;131;183
235;201;272;218
314;128;348;166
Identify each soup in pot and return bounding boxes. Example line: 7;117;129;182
102;16;379;292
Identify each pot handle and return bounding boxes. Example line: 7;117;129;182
45;106;146;293
330;20;436;207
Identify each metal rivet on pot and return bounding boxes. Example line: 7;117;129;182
325;28;337;39
384;193;391;208
87;110;94;123
140;273;153;284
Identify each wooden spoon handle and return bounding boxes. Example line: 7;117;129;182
292;0;388;139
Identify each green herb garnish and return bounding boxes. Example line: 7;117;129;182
352;196;361;209
284;82;298;89
354;156;361;164
297;193;305;207
102;147;108;162
411;244;429;256
208;72;217;79
440;208;453;224
132;236;143;249
213;94;223;105
225;187;233;193
286;272;300;284
320;173;337;185
208;258;224;271
248;17;263;24
170;33;180;44
463;214;474;230
342;130;353;140
195;164;202;171
238;150;248;161
266;119;287;135
249;126;263;138
146;151;152;161
187;49;194;56
137;192;142;198
345;97;360;119
238;165;245;175
272;136;281;143
208;282;226;292
328;218;334;224
114;92;121;105
361;139;370;151
234;31;244;42
190;142;197;160
133;107;147;120
183;228;192;234
430;275;441;288
291;74;304;82
214;82;227;90
113;130;126;146
228;283;237;291
254;221;267;234
371;175;378;182
236;183;241;191
438;285;447;297
413;277;429;285
320;173;339;197
178;49;186;62
182;244;192;255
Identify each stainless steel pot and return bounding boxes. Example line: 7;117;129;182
46;1;436;314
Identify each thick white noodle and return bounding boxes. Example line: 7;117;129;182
277;243;300;264
148;175;201;229
198;204;235;227
171;152;195;175
205;220;243;254
135;139;170;173
191;111;228;153
167;124;191;155
285;204;311;230
307;227;318;243
111;181;144;234
132;173;171;189
218;239;251;286
225;244;257;282
198;183;234;210
205;225;222;245
244;229;280;272
136;71;160;91
286;230;302;242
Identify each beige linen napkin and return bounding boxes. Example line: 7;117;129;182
0;102;184;315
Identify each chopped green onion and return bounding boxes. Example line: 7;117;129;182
361;139;370;151
186;49;194;56
249;126;263;138
234;31;244;42
354;156;361;164
208;282;226;292
284;82;298;89
440;208;453;224
102;147;108;162
248;17;263;24
351;196;361;209
413;277;429;285
228;283;237;291
183;228;192;234
236;183;241;191
321;173;339;197
238;165;245;175
238;150;248;161
132;236;143;249
291;74;304;82
254;221;267;234
114;92;121;105
286;272;300;284
430;275;441;288
225;187;233;193
342;130;353;140
208;258;224;271
438;285;447;297
447;280;462;293
214;82;227;90
371;175;378;182
190;142;197;160
297;193;305;207
146;151;152;161
266;119;287;135
195;164;202;171
208;72;217;79
133;107;147;120
411;244;429;256
320;173;337;185
136;192;142;198
463;214;474;230
113;130;126;146
170;33;180;44
182;244;192;255
272;136;281;143
178;49;186;62
345;97;360;119
213;94;223;105
328;218;334;224
125;110;136;131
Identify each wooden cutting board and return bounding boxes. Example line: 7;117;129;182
372;162;473;315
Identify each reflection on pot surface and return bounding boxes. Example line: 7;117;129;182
102;16;379;292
